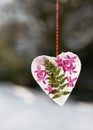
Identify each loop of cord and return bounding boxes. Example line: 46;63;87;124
56;0;59;57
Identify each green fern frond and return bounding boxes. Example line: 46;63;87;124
44;58;70;99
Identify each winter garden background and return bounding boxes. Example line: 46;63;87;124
0;0;93;130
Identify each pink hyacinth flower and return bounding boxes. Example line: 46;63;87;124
64;55;77;64
55;55;77;74
67;76;77;87
63;61;77;74
55;56;63;67
61;55;77;74
44;86;53;95
35;66;47;84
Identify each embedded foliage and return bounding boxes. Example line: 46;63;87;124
44;58;70;99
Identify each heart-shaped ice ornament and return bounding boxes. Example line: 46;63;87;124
31;52;81;106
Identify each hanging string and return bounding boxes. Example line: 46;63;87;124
56;0;59;56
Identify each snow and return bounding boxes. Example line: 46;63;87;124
0;83;93;130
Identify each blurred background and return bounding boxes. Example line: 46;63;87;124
0;0;93;130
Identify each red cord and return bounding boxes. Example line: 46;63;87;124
56;0;59;57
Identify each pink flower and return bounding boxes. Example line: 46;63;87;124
55;56;63;67
63;61;77;74
44;86;53;95
62;55;77;74
35;66;47;84
67;76;77;87
55;55;77;74
64;55;77;64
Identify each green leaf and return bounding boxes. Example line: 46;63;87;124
52;83;58;88
49;84;53;87
47;77;53;80
60;83;67;89
51;66;56;71
44;58;67;96
63;91;70;95
44;58;49;64
58;74;65;80
45;65;51;70
59;77;67;84
52;94;61;99
50;89;60;94
52;65;56;71
55;69;61;76
48;81;53;85
46;72;52;76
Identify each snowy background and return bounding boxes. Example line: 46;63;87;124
0;83;93;130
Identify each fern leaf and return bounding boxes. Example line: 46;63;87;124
63;91;70;95
44;58;69;99
60;83;67;89
52;94;61;99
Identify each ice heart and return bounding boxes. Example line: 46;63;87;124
31;52;81;106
